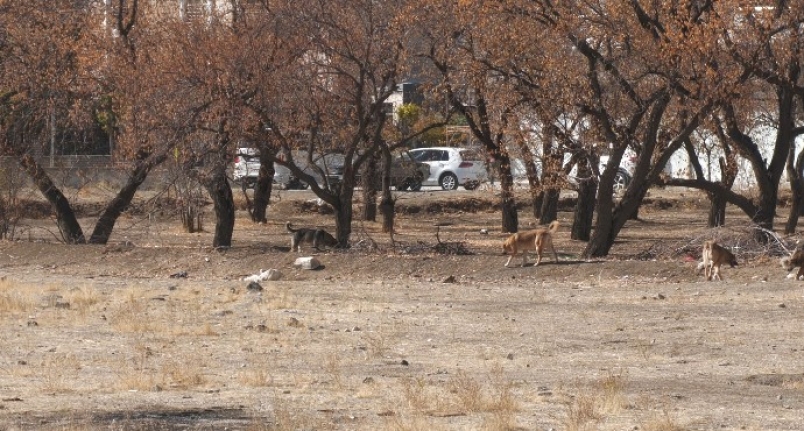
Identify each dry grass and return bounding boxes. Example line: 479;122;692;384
38;353;81;394
1;191;802;430
561;372;629;431
640;410;687;431
0;279;37;313
448;370;484;412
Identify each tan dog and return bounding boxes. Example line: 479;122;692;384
503;221;559;268
781;247;804;280
697;240;738;281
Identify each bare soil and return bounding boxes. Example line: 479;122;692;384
1;187;803;430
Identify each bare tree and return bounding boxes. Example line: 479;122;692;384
242;0;441;246
660;2;804;238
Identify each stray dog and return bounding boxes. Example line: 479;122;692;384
242;269;282;283
697;240;738;281
781;247;804;280
286;221;338;253
503;221;559;268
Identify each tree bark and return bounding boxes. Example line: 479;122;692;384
538;151;562;224
333;197;353;247
362;150;378;222
571;162;597;241
18;153;85;244
251;147;275;224
89;153;167;244
784;143;804;234
533;191;544;219
513;135;542;219
497;154;518;233
379;144;394;234
204;168;235;248
709;155;737;227
539;189;559;224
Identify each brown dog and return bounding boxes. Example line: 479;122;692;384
503;221;559;268
781;247;804;280
697;240;738;281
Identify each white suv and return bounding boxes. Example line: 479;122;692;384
409;147;488;190
232;148;261;188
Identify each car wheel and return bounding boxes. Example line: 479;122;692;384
612;169;630;194
440;173;458;191
463;181;479;191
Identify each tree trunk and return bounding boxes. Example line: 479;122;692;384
89;154;166;244
204;168;235;248
533;191;544;218
538;150;562;224
379;145;394;234
497;154;518;233
708;191;727;227
752;201;776;242
539;189;559;224
571;175;596;241
583;145;631;258
251;148;275;224
629;206;640;221
333;176;355;247
513;136;542;219
784;144;804;234
362;150;378;222
18;153;85;244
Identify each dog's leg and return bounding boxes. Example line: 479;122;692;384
549;238;558;263
521;252;528;267
504;255;514;267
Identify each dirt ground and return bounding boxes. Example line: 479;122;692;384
1;187;803;430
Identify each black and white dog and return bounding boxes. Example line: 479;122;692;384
286;222;338;253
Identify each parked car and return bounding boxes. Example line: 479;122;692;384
368;152;430;191
232;148;262;188
408;147;488;191
510;149;637;194
232;148;343;190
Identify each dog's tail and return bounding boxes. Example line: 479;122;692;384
286;221;298;233
548;220;560;233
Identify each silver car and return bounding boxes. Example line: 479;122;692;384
232;148;343;190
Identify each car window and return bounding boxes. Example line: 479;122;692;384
437;150;450;161
411;150;431;162
459;150;482;161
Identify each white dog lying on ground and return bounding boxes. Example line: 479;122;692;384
243;269;282;283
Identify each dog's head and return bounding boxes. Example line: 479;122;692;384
729;256;738;268
502;234;517;255
782;256;794;271
320;230;339;248
783;248;804;271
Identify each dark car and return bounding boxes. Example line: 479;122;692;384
387;152;430;191
357;151;430;191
